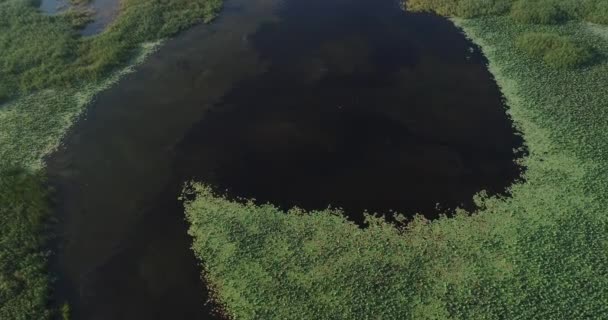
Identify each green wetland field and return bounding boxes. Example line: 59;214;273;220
1;0;608;319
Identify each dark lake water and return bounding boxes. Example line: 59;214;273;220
46;0;523;318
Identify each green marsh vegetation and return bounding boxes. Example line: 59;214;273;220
0;0;222;317
0;0;222;103
515;32;594;68
406;0;608;22
0;169;50;319
185;1;608;319
407;0;605;68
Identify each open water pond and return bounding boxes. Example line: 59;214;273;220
46;0;523;318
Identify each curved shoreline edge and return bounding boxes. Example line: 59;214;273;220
185;16;608;319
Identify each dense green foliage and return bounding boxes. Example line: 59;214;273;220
515;32;594;68
406;0;607;69
586;1;608;25
186;11;608;320
510;0;567;25
0;0;75;102
407;0;608;24
0;169;50;319
406;0;510;18
0;0;223;317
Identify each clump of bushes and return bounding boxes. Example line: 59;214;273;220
407;0;608;26
515;32;594;68
584;1;608;25
510;0;567;24
406;0;512;18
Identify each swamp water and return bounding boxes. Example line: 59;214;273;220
39;0;120;35
46;0;523;318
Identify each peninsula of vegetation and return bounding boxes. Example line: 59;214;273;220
0;0;222;317
184;0;608;318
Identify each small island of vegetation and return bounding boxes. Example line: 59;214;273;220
184;0;608;318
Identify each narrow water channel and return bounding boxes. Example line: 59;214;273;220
47;0;278;318
46;0;523;318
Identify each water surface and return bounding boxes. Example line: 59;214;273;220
46;0;522;318
176;0;524;222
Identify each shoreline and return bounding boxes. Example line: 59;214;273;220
185;14;608;319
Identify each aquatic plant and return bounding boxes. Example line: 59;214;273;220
60;302;71;320
585;1;608;25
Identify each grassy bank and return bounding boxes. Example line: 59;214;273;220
0;0;222;103
0;0;222;317
185;3;608;319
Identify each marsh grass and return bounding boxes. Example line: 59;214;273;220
515;32;594;68
510;0;568;25
585;2;608;25
60;302;70;320
406;0;606;70
0;0;222;102
406;0;608;26
0;168;50;319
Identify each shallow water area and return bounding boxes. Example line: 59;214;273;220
39;0;67;14
39;0;119;35
46;0;523;318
